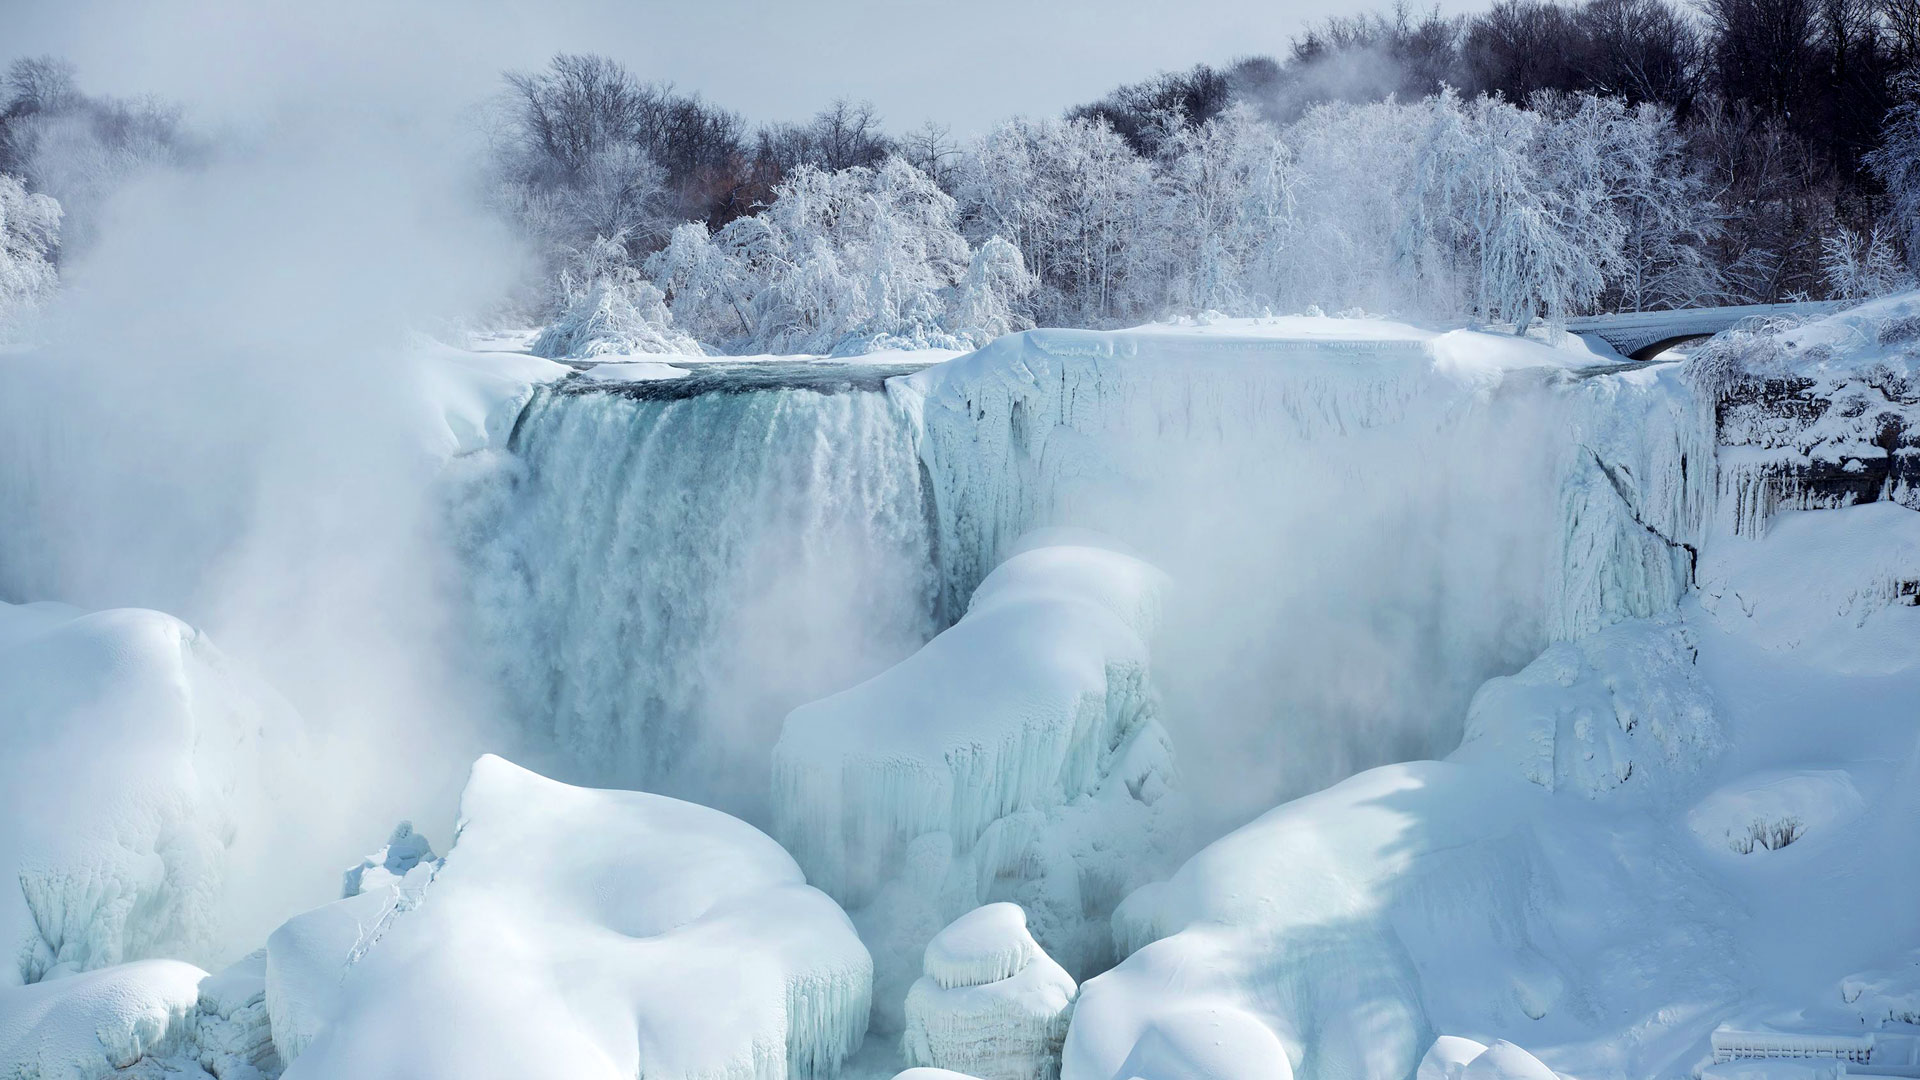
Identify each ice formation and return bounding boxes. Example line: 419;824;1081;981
1455;615;1721;796
266;754;872;1080
773;532;1183;1024
0;600;300;986
339;822;435;898
457;375;937;811
904;904;1077;1080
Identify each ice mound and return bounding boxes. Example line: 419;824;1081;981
772;533;1184;1025
904;904;1076;1080
267;754;871;1080
1455;616;1721;796
1688;769;1865;855
0;601;300;986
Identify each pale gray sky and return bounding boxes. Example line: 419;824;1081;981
4;0;1479;135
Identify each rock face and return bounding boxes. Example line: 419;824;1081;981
904;905;1077;1080
1693;298;1920;535
266;755;872;1080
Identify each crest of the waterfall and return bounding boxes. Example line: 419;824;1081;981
458;376;939;821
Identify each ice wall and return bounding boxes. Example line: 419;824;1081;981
457;378;938;817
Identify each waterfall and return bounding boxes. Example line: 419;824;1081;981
457;372;938;823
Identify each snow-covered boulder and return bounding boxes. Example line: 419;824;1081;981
1454;616;1721;796
904;904;1076;1080
772;532;1184;1025
267;754;871;1080
0;601;300;986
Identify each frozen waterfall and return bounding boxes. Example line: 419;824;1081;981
456;368;939;820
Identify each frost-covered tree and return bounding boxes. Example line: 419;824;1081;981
1820;227;1912;298
947;236;1038;345
1867;76;1920;273
953;116;1155;327
0;172;60;333
531;233;700;357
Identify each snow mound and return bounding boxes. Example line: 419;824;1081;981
772;534;1184;1025
1418;1036;1489;1080
0;601;300;986
922;904;1042;991
1697;503;1920;674
1459;1041;1558;1080
905;904;1077;1080
1455;616;1721;796
1687;770;1865;855
268;754;871;1080
0;959;204;1079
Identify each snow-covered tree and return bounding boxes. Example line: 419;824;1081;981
947;236;1038;345
1867;77;1920;273
1821;227;1912;299
531;232;700;357
0;173;61;333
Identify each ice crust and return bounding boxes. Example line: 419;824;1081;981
266;755;872;1080
904;904;1077;1080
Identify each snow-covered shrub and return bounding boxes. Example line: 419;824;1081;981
0;173;60;333
530;274;701;358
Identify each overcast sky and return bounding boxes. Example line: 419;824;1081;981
6;0;1480;135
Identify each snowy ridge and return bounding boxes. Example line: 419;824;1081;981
456;379;937;808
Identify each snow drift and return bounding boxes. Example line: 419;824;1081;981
266;754;872;1080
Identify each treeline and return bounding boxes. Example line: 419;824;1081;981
8;0;1920;353
485;0;1920;355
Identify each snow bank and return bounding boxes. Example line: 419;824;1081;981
772;534;1183;1024
904;904;1076;1080
0;601;301;987
1455;616;1721;797
1418;1036;1489;1080
268;755;871;1080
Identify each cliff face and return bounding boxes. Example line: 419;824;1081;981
1695;301;1920;536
